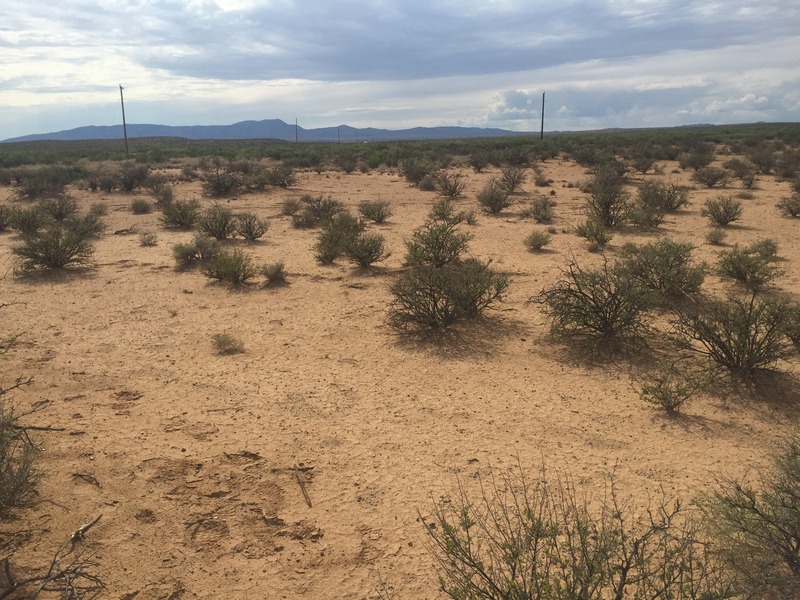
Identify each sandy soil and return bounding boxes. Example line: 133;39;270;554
1;151;798;599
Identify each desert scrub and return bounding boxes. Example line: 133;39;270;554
12;224;95;274
399;157;436;186
388;259;509;330
0;206;11;233
202;248;257;284
777;193;800;217
692;166;729;188
161;198;200;229
701;431;800;598
0;399;41;515
424;464;725;600
723;158;757;188
498;166;526;194
477;178;512;214
199;204;237;240
138;231;158;246
523;230;552;252
434;171;467;198
201;162;240;197
130;198;152;214
574;218;613;251
617;239;705;302
716;241;783;291
405;220;472;268
10;206;49;236
534;258;652;345
637;365;704;414
702;196;742;226
585;162;630;227
344;232;390;268
172;234;221;267
357;200;392;224
521;195;555;223
428;199;464;224
280;197;301;216
674;293;796;377
706;228;728;245
292;194;344;228
234;212;269;241
261;262;288;285
314;212;364;264
211;333;245;355
40;194;78;221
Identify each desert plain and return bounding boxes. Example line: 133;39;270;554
1;142;799;599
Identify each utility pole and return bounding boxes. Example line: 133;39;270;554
540;92;545;140
119;85;129;158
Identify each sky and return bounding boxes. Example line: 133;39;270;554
1;0;798;139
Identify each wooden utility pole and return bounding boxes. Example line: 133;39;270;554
119;85;129;157
540;92;545;140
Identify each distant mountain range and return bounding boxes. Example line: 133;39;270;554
3;119;530;143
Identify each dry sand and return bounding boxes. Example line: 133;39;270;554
1;152;798;599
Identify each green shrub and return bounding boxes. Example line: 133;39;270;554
202;248;257;284
703;196;742;226
716;242;783;291
88;202;108;217
262;164;296;188
660;183;691;211
146;174;174;206
199;204;237;240
235;212;269;241
10;206;49;236
702;432;800;598
388;259;509;330
344;232;390;268
468;151;489;173
0;206;11;233
172;234;221;267
428;199;464;224
574;218;613;250
357;200;392;223
118;161;150;192
405;221;472;268
314;212;364;264
292;194;344;228
586;163;630;227
261;262;288;285
692;166;729;188
12;224;95;274
161;198;200;229
434;171;467;198
674;293;795;376
131;198;152;214
281;197;301;216
522;195;555;223
424;464;726;600
498;166;526;194
617;239;705;301
400;157;436;185
706;228;728;245
523;230;552;252
66;213;105;239
211;333;245;355
202;163;240;197
477;179;512;214
138;231;158;247
0;400;41;516
638;366;704;413
723;158;757;188
534;259;652;344
40;194;78;221
777;193;800;217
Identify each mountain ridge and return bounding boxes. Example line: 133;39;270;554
3;119;529;143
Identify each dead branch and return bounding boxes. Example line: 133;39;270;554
294;464;313;508
70;515;102;548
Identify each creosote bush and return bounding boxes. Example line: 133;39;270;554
498;166;526;194
716;241;783;291
617;239;705;302
172;234;221;267
344;232;390;268
130;198;152;214
405;220;472;268
388;259;509;330
10;206;49;237
234;212;269;241
211;333;245;355
138;231;158;247
357;200;392;224
202;248;257;284
161;198;200;229
476;179;512;214
534;258;652;344
523;230;552;252
521;195;555;223
674;293;796;377
434;171;467;198
702;196;742;226
40;195;78;221
292;194;344;228
574;217;613;251
0;206;11;233
199;204;237;240
314;212;364;264
701;432;800;599
586;162;630;227
777;193;800;217
423;464;728;600
261;262;288;285
706;228;728;245
12;223;95;274
692;166;729;188
638;365;704;414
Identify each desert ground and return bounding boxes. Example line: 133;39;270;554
1;149;798;598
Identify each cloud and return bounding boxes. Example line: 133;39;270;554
0;0;798;139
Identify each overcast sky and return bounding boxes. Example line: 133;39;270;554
1;0;798;139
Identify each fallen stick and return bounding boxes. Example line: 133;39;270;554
70;514;102;548
293;464;312;508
